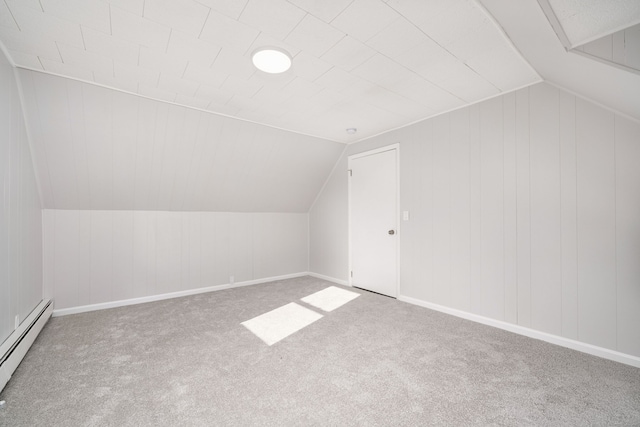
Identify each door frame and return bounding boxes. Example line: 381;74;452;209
348;143;400;297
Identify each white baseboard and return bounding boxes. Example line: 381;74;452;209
308;272;349;287
53;272;309;317
399;295;640;369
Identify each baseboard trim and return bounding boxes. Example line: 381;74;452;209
53;272;309;317
308;272;349;287
398;295;640;368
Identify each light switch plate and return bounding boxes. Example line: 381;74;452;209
402;211;410;221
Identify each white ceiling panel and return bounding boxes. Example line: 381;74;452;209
320;36;376;71
57;42;114;75
238;0;305;40
8;2;84;49
1;0;540;142
285;14;345;57
143;0;210;38
40;0;110;35
103;0;144;16
220;75;262;98
183;62;227;88
158;74;199;97
139;46;188;78
288;0;353;23
248;70;295;91
331;0;400;42
110;6;171;51
199;10;258;52
289;51;332;81
365;16;430;60
0;27;61;61
352;53;410;84
547;0;640;47
193;84;233;104
81;27;140;66
193;0;248;20
114;61;160;85
211;47;256;80
0;0;19;29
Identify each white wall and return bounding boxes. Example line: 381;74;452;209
18;69;345;213
575;23;640;72
43;210;308;311
0;50;43;344
309;82;640;359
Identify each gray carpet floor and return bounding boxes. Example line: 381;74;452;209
1;276;639;426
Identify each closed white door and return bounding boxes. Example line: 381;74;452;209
349;146;398;297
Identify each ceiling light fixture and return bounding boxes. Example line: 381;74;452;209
346;128;357;135
252;47;292;74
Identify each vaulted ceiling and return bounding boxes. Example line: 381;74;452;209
0;0;541;142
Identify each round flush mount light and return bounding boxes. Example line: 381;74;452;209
252;47;292;74
346;128;358;135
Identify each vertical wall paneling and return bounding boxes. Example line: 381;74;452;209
147;104;170;211
399;138;419;297
46;211;309;310
479;97;505;320
309;81;640;359
43;210;55;300
53;210;79;309
515;87;532;327
133;211;149;298
503;93;518;324
19;70;345;213
432;114;451;307
66;80;91;207
90;211;113;304
576;99;617;350
559;91;578;340
213;212;231;286
155;106;185;210
77;210;92;306
0;50;43;344
418;121;435;303
112;211;134;300
0;56;12;342
529;84;562;335
468;104;482;315
180;214;190;291
16;71;54;208
230;213;253;283
111;93;139;209
169;110;200;211
83;84;114;210
449;108;471;312
32;74;75;208
185;212;202;290
614;117;640;356
156;211;182;294
133;98;159;210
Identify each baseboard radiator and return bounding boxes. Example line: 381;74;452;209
0;299;53;392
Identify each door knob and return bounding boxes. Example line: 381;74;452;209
388;230;395;235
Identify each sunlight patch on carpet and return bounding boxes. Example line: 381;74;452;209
301;286;360;312
241;302;323;346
